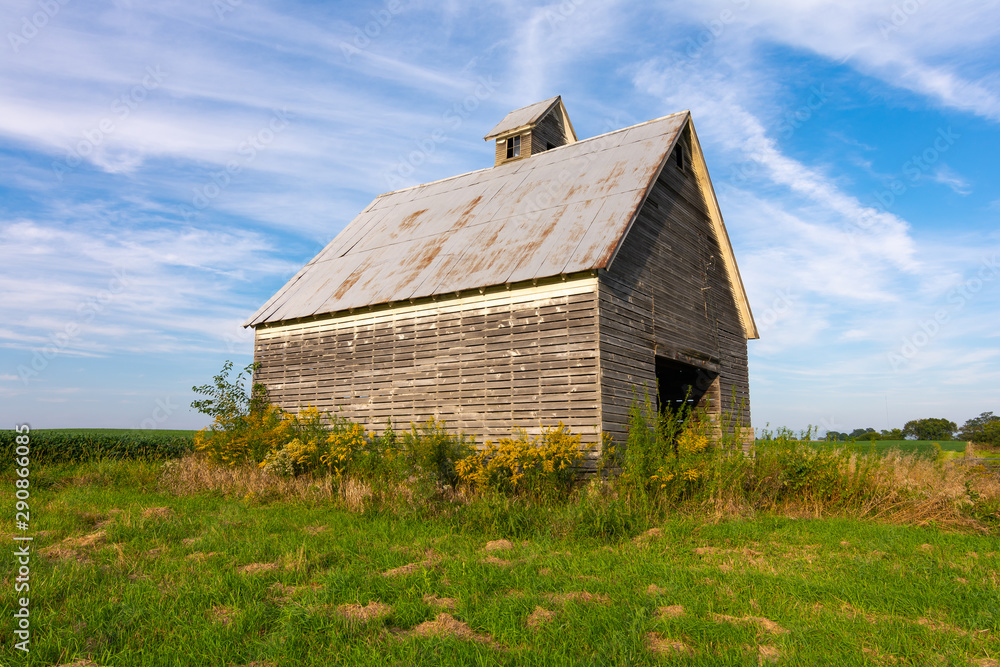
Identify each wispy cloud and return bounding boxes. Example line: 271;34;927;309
931;164;972;194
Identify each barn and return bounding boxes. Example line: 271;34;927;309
245;96;758;467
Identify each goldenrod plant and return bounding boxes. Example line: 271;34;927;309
455;423;584;499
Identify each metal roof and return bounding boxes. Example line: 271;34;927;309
247;110;725;329
483;95;567;141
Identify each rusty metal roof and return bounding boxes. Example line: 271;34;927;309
247;111;691;327
483;95;575;141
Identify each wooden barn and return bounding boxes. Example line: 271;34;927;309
245;96;758;466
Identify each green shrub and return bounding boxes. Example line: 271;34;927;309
191;361;291;465
400;418;474;490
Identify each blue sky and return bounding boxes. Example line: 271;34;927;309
1;0;997;435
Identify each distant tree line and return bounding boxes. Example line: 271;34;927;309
825;412;999;446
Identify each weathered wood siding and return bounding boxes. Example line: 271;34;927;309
598;128;751;443
530;107;570;154
494;132;530;166
254;277;603;460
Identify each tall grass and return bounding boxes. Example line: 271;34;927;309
164;395;1000;538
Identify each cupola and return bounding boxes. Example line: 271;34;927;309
483;95;577;166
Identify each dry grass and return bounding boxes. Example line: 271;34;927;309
382;551;435;578
406;613;499;648
209;605;238;626
526;606;556;630
423;594;458;612
159;453;419;512
158;444;1000;535
238;562;281;575
545;591;611;605
338;601;391;623
848;449;1000;529
645;632;691;655
658;605;685;618
483;539;514;552
482;555;514;567
711;613;789;636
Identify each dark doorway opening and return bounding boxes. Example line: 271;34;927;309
655;357;718;416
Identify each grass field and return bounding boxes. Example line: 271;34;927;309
2;459;998;666
792;439;973;458
35;428;200;438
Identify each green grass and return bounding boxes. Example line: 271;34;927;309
1;460;998;666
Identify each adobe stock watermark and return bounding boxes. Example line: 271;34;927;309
213;0;243;21
728;85;830;187
222;328;254;354
7;0;70;53
16;268;131;385
755;287;795;334
51;66;167;182
676;0;751;61
878;0;930;38
339;0;405;61
138;397;180;430
179;108;292;220
382;76;499;190
12;424;33;653
888;254;998;371
542;0;586;27
848;126;959;239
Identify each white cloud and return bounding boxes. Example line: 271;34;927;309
931;165;972;194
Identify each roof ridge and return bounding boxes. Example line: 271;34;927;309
376;110;690;198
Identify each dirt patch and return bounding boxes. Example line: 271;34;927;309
339;601;391;623
712;614;788;635
646;632;691;655
861;647;900;665
915;616;984;637
539;567;552;576
423;594;458;612
972;660;1000;667
186;552;223;561
239;562;281;575
269;583;296;603
545;591;611;605
209;605;238;626
382;554;434;577
182;537;200;546
62;531;107;549
633;528;663;544
408;613;498;647
694;546;720;555
526;606;556;630
483;556;513;567
647;584;667;595
142;507;175;520
659;605;685;618
839;603;881;624
41;530;107;562
302;525;327;535
918;543;934;553
483;539;514;552
757;644;783;664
